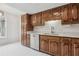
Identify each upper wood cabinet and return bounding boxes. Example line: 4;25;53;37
60;5;69;24
31;13;44;26
61;4;79;24
42;9;53;21
30;3;79;25
21;14;33;31
77;4;79;22
40;35;49;53
52;7;61;20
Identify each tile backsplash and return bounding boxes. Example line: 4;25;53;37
34;23;79;34
61;24;79;34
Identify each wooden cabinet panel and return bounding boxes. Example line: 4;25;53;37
61;5;70;24
77;4;79;22
72;38;79;56
39;36;61;55
72;43;79;56
21;14;33;46
26;34;30;47
49;37;61;56
40;36;49;53
39;35;79;56
31;13;43;26
52;7;61;20
61;38;71;56
68;4;78;24
42;9;53;21
61;4;79;24
21;34;27;46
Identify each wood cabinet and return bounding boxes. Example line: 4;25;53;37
60;37;72;56
31;13;44;26
42;9;53;21
26;34;30;47
30;3;79;26
49;36;61;56
39;35;79;56
40;36;49;53
52;7;61;20
21;14;33;46
77;4;79;22
61;5;69;24
39;35;61;56
61;4;79;24
72;38;79;56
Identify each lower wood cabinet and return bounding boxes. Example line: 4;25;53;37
40;36;49;53
39;35;79;56
21;34;30;47
26;34;30;47
49;40;61;55
72;38;79;56
60;38;72;56
39;35;61;56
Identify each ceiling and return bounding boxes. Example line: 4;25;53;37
6;3;67;14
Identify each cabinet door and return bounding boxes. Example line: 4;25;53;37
68;4;78;24
77;3;79;23
61;38;71;56
71;4;79;24
61;5;69;24
40;36;49;53
72;43;79;56
26;34;30;47
31;13;43;26
49;40;61;56
42;9;52;21
72;39;79;56
21;34;27;46
49;37;61;56
52;7;61;20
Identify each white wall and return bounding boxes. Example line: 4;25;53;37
0;4;21;45
0;12;21;45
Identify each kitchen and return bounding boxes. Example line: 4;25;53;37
21;3;79;56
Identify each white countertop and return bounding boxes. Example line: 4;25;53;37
27;31;79;38
40;32;79;38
